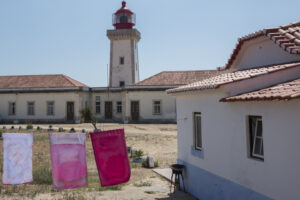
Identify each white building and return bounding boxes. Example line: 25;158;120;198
168;22;300;200
0;1;220;124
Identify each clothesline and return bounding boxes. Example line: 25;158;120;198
1;129;130;189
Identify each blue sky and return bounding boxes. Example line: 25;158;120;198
0;0;299;87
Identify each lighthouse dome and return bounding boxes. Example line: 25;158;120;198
113;1;136;29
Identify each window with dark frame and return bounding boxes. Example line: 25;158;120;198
153;100;161;115
47;101;54;116
119;81;125;87
117;101;122;113
120;57;124;65
95;96;101;114
27;102;35;116
8;102;16;115
248;116;264;160
193;112;202;150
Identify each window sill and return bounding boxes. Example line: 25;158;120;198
248;156;264;162
152;113;161;115
191;146;204;159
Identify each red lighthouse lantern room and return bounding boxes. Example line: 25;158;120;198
113;1;136;29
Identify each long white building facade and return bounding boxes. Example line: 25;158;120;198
0;2;220;124
168;21;300;200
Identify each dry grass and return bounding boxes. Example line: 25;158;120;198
0;123;196;200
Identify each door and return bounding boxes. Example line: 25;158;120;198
105;101;113;119
131;101;139;121
66;102;74;121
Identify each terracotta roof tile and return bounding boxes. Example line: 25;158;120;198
225;21;300;70
0;74;88;89
167;62;300;93
135;70;222;86
220;79;300;101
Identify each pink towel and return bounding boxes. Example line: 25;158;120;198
90;129;130;186
49;133;88;189
2;133;33;185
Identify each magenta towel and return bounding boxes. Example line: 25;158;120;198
90;129;130;186
49;133;88;189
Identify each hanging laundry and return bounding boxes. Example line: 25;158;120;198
2;133;33;185
49;133;88;189
90;129;130;186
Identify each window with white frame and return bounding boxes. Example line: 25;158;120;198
95;96;101;114
193;112;202;150
153;100;161;115
27;102;35;116
117;101;122;113
47;101;54;116
248;116;264;160
8;102;16;115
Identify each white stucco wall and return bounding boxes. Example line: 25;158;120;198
134;40;140;82
111;40;135;87
125;91;176;122
0;92;82;122
231;36;300;71
176;91;300;200
91;92;123;121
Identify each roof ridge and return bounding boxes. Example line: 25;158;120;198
225;20;300;70
0;74;64;78
160;69;220;73
168;61;300;94
61;75;89;87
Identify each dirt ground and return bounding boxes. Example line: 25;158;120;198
0;123;196;200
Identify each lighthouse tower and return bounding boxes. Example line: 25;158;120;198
107;1;141;87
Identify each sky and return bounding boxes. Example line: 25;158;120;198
0;0;299;87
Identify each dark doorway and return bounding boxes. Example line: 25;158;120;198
105;101;113;119
66;102;74;121
131;101;139;121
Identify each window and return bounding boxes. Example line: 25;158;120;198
120;57;124;65
95;96;101;114
248;116;264;160
117;101;122;113
119;81;125;87
47;101;54;116
120;15;128;23
8;102;16;115
27;102;35;116
193;112;202;150
153;100;161;115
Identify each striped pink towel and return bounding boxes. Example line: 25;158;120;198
49;133;88;189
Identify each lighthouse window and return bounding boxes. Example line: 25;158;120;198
120;15;128;23
120;57;124;65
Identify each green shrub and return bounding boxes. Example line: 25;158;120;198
134;150;144;158
26;123;33;130
69;128;76;133
79;107;93;122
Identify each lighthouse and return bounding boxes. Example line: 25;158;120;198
107;1;141;87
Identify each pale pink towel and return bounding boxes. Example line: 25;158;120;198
49;133;88;189
2;133;33;185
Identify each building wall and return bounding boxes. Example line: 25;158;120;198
176;92;300;200
110;40;135;87
231;36;300;71
125;91;176;123
91;92;123;122
0;92;82;123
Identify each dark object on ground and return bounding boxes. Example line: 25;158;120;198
170;164;186;193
